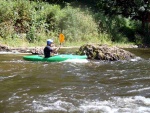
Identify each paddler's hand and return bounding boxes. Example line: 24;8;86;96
55;46;60;52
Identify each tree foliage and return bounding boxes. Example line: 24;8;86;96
0;0;150;46
44;0;150;43
78;0;150;44
95;0;150;26
31;0;150;28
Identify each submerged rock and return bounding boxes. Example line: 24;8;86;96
76;44;135;61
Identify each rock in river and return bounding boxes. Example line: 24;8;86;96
76;44;135;61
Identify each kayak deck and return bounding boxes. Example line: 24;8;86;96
23;54;87;62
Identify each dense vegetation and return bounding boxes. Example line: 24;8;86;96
0;0;149;47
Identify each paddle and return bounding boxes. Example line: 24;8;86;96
54;33;65;54
59;33;65;45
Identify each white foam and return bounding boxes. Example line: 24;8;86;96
2;60;25;63
0;52;14;54
0;74;18;81
32;100;75;112
128;87;150;93
80;101;112;113
63;59;89;63
130;57;142;61
134;96;150;105
32;96;150;113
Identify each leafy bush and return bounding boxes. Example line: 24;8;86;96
59;5;99;42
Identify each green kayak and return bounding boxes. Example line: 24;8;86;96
23;54;87;62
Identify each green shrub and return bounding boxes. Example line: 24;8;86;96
59;5;99;42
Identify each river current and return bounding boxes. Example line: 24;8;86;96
0;48;150;113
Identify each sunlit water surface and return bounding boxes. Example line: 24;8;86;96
0;48;150;113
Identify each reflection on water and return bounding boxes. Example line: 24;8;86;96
0;48;150;113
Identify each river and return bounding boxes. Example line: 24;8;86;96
0;48;150;113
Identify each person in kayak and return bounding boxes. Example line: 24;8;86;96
44;39;60;58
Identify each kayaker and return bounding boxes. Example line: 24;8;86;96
44;39;60;58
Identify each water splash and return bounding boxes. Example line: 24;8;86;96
32;96;150;113
130;57;142;62
63;59;89;63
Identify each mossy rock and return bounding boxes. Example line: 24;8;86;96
76;44;136;61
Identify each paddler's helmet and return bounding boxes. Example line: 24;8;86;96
47;39;53;45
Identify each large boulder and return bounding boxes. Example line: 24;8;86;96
76;44;135;61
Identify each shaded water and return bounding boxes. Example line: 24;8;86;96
0;48;150;113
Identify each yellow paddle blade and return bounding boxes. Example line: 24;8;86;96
59;33;65;43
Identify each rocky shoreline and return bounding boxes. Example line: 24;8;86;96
0;44;80;54
0;43;46;54
0;43;136;61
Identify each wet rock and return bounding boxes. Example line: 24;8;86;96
0;44;10;51
76;44;135;61
30;47;44;55
0;44;44;54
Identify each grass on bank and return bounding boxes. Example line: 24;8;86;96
0;34;135;48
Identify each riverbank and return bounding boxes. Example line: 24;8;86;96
0;43;138;54
0;43;80;54
0;43;138;61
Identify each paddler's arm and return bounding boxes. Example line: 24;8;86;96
53;45;60;53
